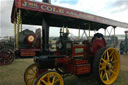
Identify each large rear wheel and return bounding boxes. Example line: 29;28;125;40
24;64;37;85
34;71;64;85
93;47;120;85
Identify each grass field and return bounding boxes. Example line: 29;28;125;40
0;55;128;85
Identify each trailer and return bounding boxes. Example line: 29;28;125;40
11;0;128;85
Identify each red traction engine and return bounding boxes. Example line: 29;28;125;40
24;29;120;85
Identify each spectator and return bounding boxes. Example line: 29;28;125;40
120;41;124;55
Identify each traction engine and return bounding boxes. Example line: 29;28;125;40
24;27;120;85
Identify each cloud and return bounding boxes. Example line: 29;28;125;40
0;0;13;37
0;0;128;37
0;0;40;37
51;0;128;35
109;0;128;13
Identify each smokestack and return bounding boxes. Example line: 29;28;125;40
42;0;51;4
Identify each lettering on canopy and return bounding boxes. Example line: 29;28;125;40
21;0;95;21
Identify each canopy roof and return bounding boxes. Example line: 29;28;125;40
11;0;128;30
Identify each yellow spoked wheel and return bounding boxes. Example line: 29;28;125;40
93;47;120;85
34;71;64;85
24;64;37;85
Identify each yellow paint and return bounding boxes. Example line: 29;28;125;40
36;71;64;85
28;35;35;42
62;26;64;32
66;27;69;33
99;48;120;85
24;64;37;85
16;10;21;50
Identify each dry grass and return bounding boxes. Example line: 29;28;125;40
0;55;128;85
0;59;33;85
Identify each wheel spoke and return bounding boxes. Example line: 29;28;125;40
103;70;107;79
27;77;34;81
112;60;118;64
41;79;47;85
110;70;115;75
100;64;106;70
106;73;109;81
52;75;56;84
107;71;111;79
107;51;110;61
28;73;34;75
31;68;36;73
31;78;34;85
101;58;107;64
110;50;114;57
110;56;114;61
100;71;103;77
47;74;50;83
54;79;60;83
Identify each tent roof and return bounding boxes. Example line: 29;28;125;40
11;0;128;30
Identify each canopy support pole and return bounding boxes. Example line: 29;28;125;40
14;19;16;49
104;29;106;36
42;17;49;53
126;32;128;54
81;30;88;40
20;18;22;32
88;24;91;42
113;27;116;48
16;9;21;50
78;29;80;40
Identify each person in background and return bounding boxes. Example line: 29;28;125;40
120;41;124;55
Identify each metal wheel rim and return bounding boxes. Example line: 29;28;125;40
0;49;14;65
25;64;37;85
37;72;64;85
99;48;120;85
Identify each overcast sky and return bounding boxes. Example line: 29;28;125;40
0;0;128;37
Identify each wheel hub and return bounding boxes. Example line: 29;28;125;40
106;62;112;70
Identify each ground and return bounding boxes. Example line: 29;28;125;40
0;55;128;85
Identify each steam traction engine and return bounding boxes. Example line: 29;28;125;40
24;28;120;85
0;39;15;65
10;0;126;85
15;29;41;57
0;29;41;65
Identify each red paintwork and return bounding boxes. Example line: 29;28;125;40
37;69;48;76
56;56;91;74
57;56;71;65
20;49;40;56
69;64;90;75
21;49;40;51
21;50;35;56
72;60;88;65
92;38;106;55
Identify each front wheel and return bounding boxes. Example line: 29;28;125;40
24;63;37;85
93;47;120;85
34;71;64;85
